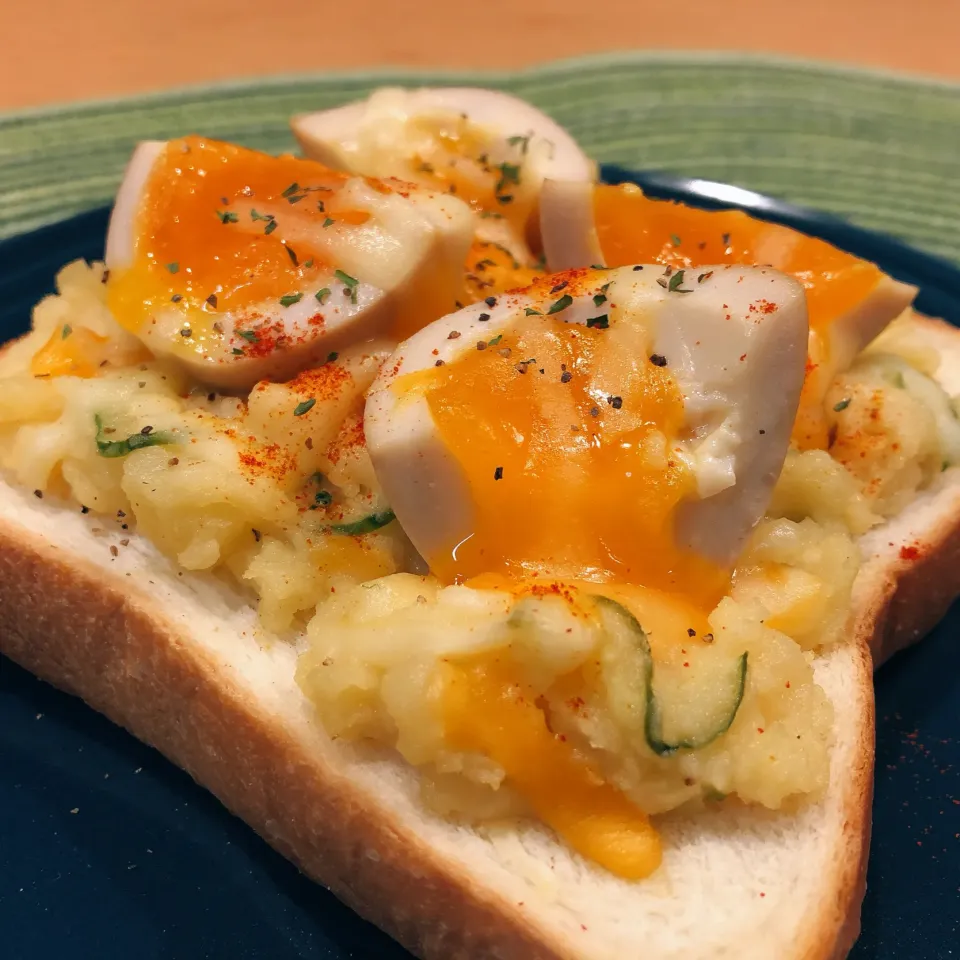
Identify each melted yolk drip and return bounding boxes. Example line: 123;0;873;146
421;288;726;606
594;185;886;449
442;653;662;880
467;575;713;654
463;236;542;302
30;326;110;379
107;136;368;340
29;324;151;379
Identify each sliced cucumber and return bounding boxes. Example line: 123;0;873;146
325;509;396;536
646;652;748;756
594;596;748;757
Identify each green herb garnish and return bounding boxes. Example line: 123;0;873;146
668;269;692;293
547;294;573;315
322;217;335;228
506;134;531;154
264;220;278;235
61;324;72;339
236;329;259;342
488;334;503;347
586;315;609;329
294;398;317;416
670;233;681;247
484;241;520;269
279;292;304;307
335;269;359;303
315;287;331;304
166;262;179;274
94;414;174;459
524;307;542;316
494;162;521;196
833;398;852;412
281;182;301;198
325;509;396;536
216;210;239;224
327;351;339;363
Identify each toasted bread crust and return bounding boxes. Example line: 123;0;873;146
860;313;960;667
0;525;566;960
800;638;874;960
0;505;881;960
862;497;960;667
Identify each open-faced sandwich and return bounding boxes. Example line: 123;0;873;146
3;87;960;960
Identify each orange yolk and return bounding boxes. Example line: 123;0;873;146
466;576;713;652
439;579;706;878
419;274;727;607
29;324;151;378
442;653;662;879
107;136;376;339
463;235;542;302
403;116;535;241
594;186;886;449
30;326;110;379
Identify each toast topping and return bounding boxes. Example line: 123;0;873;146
366;264;808;589
4;96;953;884
291;86;596;264
553;185;917;451
104;137;474;387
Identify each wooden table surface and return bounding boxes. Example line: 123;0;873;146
1;0;957;111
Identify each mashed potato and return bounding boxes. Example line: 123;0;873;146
0;262;414;633
3;262;956;836
297;515;845;818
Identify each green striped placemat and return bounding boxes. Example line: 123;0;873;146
2;52;959;261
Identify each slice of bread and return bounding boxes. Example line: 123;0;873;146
1;311;958;960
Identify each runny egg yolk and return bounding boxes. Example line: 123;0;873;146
443;653;662;880
593;186;886;450
419;280;727;607
462;236;542;301
30;326;111;379
107;136;367;341
439;578;708;879
29;324;151;378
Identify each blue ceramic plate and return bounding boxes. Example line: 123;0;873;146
1;173;959;960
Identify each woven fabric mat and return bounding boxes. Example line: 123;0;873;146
2;52;959;260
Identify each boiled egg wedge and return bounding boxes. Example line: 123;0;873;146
291;87;596;269
105;136;474;389
542;182;917;449
365;265;808;598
